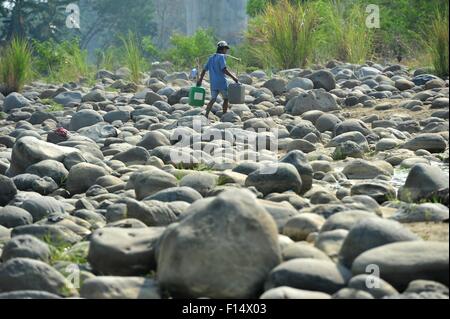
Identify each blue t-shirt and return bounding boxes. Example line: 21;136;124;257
204;54;228;91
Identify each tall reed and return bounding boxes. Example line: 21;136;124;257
0;37;33;95
428;7;449;77
120;32;145;83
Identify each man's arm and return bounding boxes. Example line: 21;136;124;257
224;68;239;83
197;69;207;87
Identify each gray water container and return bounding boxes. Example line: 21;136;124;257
228;82;245;104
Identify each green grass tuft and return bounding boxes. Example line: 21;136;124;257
120;31;145;84
41;99;64;112
0;37;34;95
428;7;449;77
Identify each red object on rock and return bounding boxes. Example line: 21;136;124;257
55;127;69;138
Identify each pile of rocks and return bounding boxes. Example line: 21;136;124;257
0;61;448;299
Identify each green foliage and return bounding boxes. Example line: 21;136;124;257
0;37;33;95
41;99;64;112
246;0;321;69
247;0;271;17
120;31;146;83
247;0;305;17
356;0;448;59
0;0;74;41
49;243;88;266
332;147;346;161
323;2;373;64
142;36;161;60
95;46;123;71
165;29;217;69
427;7;449;77
33;38;93;84
0;112;6;119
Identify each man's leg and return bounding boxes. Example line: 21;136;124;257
223;99;229;114
222;90;230;114
205;98;216;118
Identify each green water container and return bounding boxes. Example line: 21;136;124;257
189;86;206;107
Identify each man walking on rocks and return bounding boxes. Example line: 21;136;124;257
197;41;239;118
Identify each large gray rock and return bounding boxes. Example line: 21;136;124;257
69;110;104;131
321;211;379;233
339;218;421;267
2;93;30;112
308;70;336;91
9;136;79;175
316;114;342;133
334;120;372;137
332;288;375;299
279;150;313;194
342;159;393;180
351;181;397;204
0;206;33;228
145;187;203;204
348;274;399;299
128;168;179;200
286;77;314;91
390;203;449;223
282;214;325;241
116;198;182;226
20;196;67;222
282;242;332;262
1;235;50;262
0;258;78;297
137;131;171;150
157;189;281;299
66;163;107;195
398;164;449;203
26;160;69;185
112;147;150;166
12;225;82;246
53;91;82;106
103;110;130;123
402;134;447;153
259;200;298;232
0;176;17;206
245;163;303;196
88;227;165;276
328;132;369;150
263;78;287;95
314;229;349;259
352;241;449;291
287;91;339;115
265;258;352;294
80;277;161;299
405;280;449;296
82;89;106;103
179;172;218;197
0;290;62;299
260;287;331;299
333;141;365;159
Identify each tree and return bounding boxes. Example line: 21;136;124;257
79;0;157;49
0;0;74;41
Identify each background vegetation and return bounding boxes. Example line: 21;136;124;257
0;0;448;95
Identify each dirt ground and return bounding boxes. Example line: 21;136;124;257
340;100;439;121
406;222;449;242
381;207;449;242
